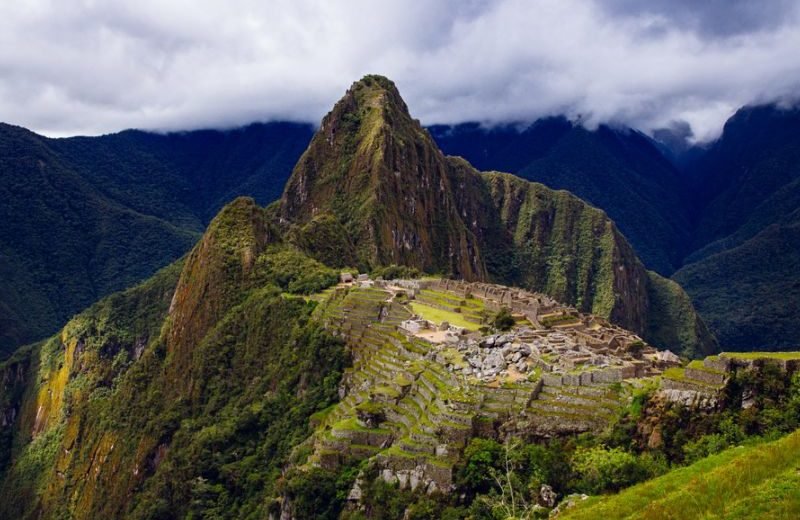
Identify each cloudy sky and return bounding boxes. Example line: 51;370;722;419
1;0;799;140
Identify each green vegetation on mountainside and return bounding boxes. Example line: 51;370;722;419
0;122;313;358
431;120;692;275
0;124;198;357
0;198;347;519
674;217;800;350
433;105;800;352
0;193;796;519
560;429;800;520
674;104;800;350
280;75;486;280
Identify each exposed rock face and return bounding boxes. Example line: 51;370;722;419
166;197;276;391
0;348;30;467
281;75;486;279
538;484;558;508
279;75;715;356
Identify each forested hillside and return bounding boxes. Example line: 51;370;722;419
0;122;313;356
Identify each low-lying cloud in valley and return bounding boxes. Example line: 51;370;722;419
1;0;799;141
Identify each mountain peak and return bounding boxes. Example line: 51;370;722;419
280;75;485;278
345;74;406;109
319;74;412;143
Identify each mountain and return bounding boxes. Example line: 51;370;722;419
0;198;350;519
8;77;800;520
430;106;800;352
430;119;693;275
280;75;713;356
0;122;313;357
673;104;800;349
0;195;789;519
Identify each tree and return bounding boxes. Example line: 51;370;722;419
492;308;515;331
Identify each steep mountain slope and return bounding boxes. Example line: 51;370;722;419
0;198;348;519
281;76;714;357
673;219;800;350
280;78;485;279
673;105;800;349
0;196;786;519
430;120;692;275
0;124;198;356
0;122;313;357
684;105;800;244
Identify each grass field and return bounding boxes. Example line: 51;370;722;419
409;302;482;331
559;429;800;519
723;351;800;361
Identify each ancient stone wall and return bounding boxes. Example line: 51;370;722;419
685;367;727;386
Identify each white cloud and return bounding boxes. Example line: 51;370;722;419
0;0;799;140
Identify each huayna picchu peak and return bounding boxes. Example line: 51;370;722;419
6;75;799;520
281;75;487;281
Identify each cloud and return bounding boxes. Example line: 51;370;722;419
1;0;799;141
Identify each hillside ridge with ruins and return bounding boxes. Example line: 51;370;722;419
301;274;689;494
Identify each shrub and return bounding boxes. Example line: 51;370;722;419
682;433;730;463
371;264;421;280
626;340;645;359
492;308;515;331
571;446;660;494
284;467;341;520
458;438;504;493
255;247;338;294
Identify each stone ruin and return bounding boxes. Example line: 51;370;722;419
385;278;672;387
305;277;687;500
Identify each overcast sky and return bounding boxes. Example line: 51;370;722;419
1;0;799;141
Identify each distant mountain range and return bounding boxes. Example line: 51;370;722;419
432;105;800;350
1;93;797;354
673;105;800;350
0;122;313;355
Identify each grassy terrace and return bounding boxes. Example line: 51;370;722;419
409;302;482;331
559;429;800;520
417;289;484;309
687;359;725;374
723;351;800;361
331;417;391;434
541;313;581;328
662;366;725;389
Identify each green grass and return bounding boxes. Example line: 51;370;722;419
409;302;482;331
332;418;390;433
559;429;800;519
723;351;800;361
417;289;484;310
687;359;725;374
662;367;686;381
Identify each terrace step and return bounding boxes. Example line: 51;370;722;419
528;400;615;418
